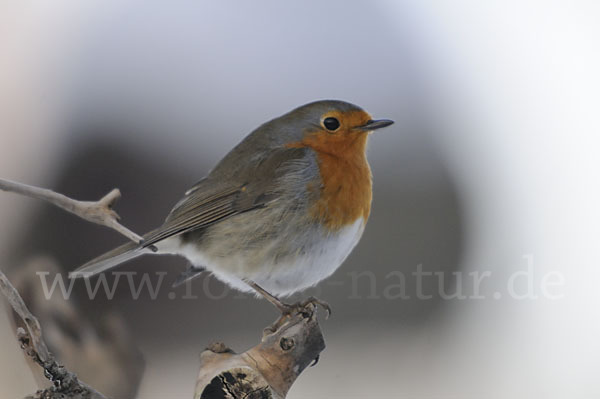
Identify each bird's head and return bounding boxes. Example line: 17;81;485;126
280;100;394;158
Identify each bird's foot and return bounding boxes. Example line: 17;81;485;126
264;296;331;335
243;280;331;334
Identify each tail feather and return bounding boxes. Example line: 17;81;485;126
70;240;144;279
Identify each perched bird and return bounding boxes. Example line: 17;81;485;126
70;100;393;320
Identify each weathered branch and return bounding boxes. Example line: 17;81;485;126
195;306;325;399
0;270;108;399
9;257;145;398
0;271;50;364
0;178;143;243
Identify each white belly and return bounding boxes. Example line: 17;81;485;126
176;218;365;297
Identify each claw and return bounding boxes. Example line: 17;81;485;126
299;296;331;319
310;354;320;367
263;297;331;334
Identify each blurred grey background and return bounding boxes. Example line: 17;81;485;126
1;1;599;398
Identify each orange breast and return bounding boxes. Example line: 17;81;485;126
288;127;372;231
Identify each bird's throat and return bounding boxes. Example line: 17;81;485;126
288;132;372;231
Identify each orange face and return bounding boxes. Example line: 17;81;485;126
287;109;375;231
290;109;374;159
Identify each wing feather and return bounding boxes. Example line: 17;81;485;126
142;188;246;247
141;147;309;248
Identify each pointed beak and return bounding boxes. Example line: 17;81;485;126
357;119;394;131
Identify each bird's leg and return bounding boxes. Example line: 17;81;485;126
244;280;290;314
244;280;331;333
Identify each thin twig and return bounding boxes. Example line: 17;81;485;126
0;270;108;399
0;270;49;362
0;178;143;244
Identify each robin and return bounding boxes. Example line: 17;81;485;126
70;100;393;325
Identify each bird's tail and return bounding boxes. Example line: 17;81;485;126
69;230;158;279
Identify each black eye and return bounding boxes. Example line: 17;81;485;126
323;117;340;131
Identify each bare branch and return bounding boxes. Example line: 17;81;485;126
0;270;50;363
195;306;326;399
0;269;108;399
0;178;143;244
10;257;145;397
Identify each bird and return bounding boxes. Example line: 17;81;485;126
70;100;393;325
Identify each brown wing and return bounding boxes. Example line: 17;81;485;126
141;147;308;248
141;184;258;247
